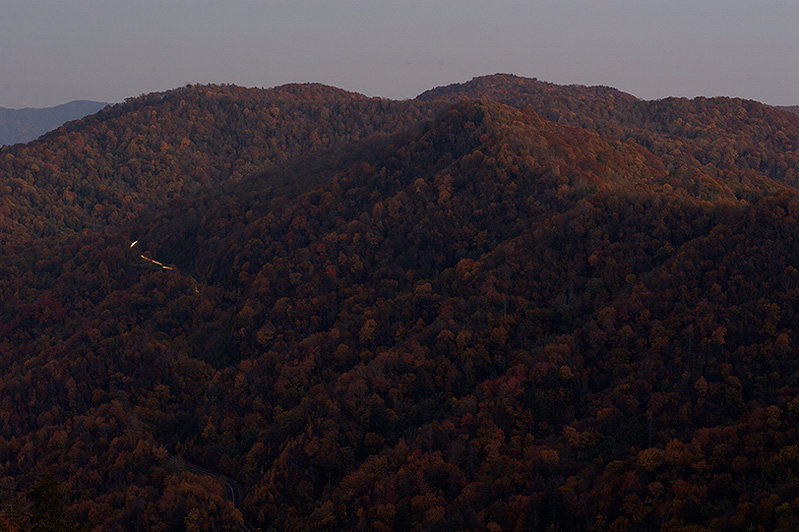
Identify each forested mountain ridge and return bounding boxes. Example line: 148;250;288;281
0;83;440;248
420;74;799;195
2;76;799;531
777;105;799;116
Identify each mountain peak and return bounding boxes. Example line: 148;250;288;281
417;73;639;103
269;82;367;101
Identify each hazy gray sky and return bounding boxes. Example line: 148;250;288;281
2;0;798;108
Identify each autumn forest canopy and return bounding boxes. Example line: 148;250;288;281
2;74;799;531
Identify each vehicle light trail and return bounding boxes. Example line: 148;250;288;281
128;240;199;292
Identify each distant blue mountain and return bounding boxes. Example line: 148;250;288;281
0;100;107;146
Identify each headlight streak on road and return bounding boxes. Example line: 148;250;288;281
130;241;200;293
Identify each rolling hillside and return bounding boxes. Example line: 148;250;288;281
2;76;799;531
0;84;440;248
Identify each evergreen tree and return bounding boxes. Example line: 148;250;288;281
28;474;78;532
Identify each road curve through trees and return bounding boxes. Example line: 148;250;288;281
181;460;261;532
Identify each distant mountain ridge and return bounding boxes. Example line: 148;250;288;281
0;99;107;146
777;105;799;116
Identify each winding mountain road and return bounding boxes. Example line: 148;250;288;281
182;460;260;532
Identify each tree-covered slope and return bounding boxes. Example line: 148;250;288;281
3;78;799;531
420;74;799;195
0;83;440;248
